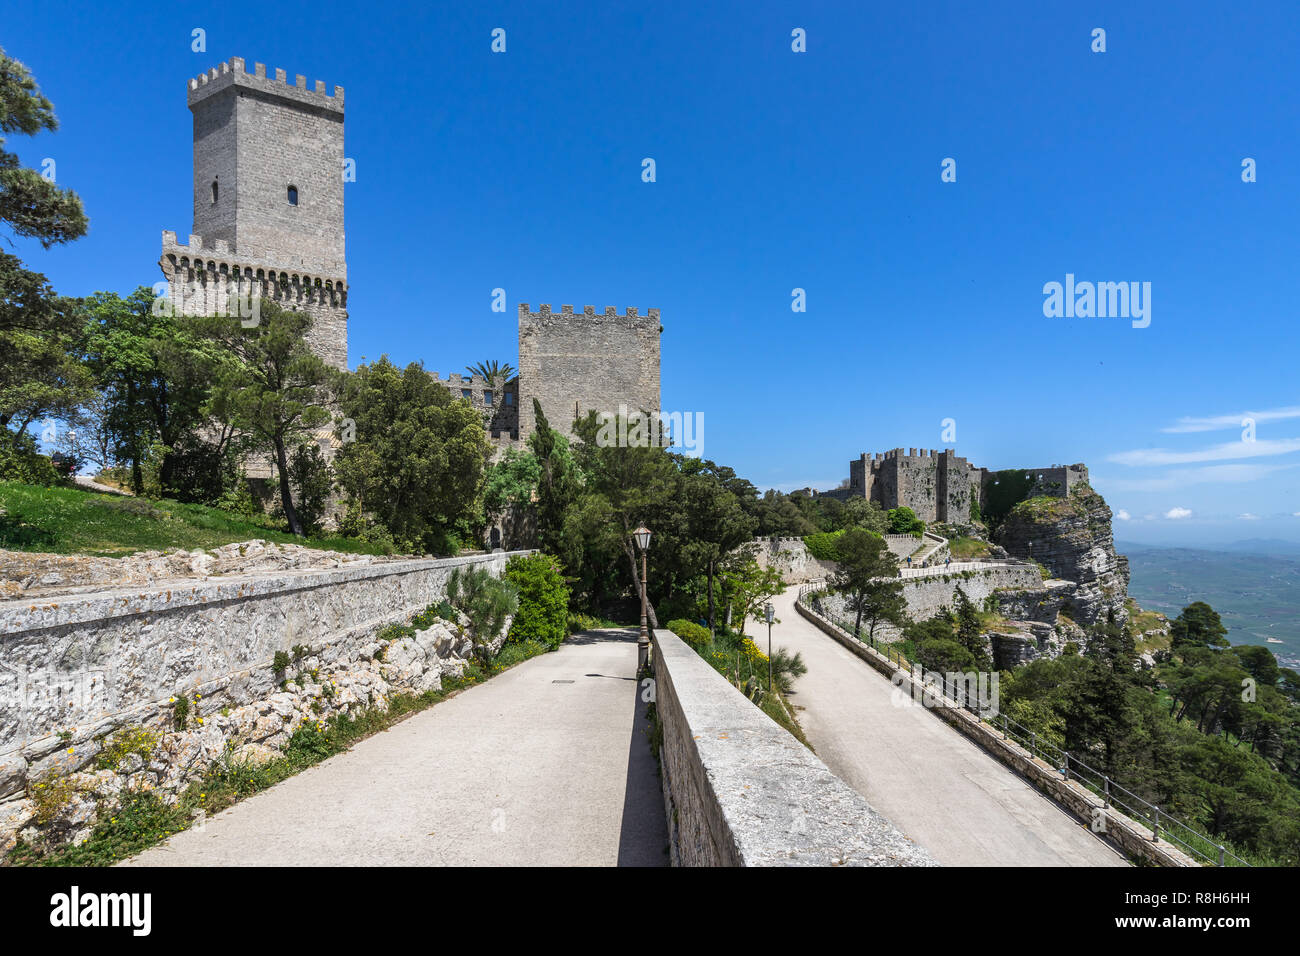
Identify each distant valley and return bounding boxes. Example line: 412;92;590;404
1120;543;1300;669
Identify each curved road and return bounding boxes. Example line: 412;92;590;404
771;587;1126;867
125;629;668;866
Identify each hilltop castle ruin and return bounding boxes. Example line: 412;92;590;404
824;448;1089;523
159;56;659;451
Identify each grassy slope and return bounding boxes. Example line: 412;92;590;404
0;481;389;557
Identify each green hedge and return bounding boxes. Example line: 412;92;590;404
504;553;570;649
666;618;710;647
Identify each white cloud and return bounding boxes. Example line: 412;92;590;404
1238;513;1260;520
1107;438;1300;467
1163;405;1300;433
1164;507;1193;519
1115;509;1131;521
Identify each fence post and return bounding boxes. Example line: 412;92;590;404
1153;807;1161;843
1103;776;1111;807
1001;714;1007;739
1031;730;1036;756
1217;845;1225;867
1061;752;1069;779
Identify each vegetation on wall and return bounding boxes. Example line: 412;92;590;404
980;469;1040;530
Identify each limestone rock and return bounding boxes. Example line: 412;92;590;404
995;485;1129;629
231;743;280;767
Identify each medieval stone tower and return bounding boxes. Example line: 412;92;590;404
159;57;348;370
516;304;661;441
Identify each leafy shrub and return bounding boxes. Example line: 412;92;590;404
446;566;519;655
504;553;569;649
96;726;159;770
411;599;456;630
803;529;845;561
0;430;60;485
769;647;808;695
28;769;77;825
667;619;710;647
887;506;925;535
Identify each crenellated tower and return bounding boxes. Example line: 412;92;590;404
158;56;348;369
516;304;662;440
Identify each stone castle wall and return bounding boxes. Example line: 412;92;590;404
845;449;1086;526
517;304;661;441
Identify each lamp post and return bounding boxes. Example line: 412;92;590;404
632;525;652;671
764;602;775;691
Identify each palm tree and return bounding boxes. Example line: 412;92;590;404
465;360;516;384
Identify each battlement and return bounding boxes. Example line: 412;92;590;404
518;303;662;324
187;57;344;112
161;231;347;288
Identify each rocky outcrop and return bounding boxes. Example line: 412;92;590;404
751;538;837;584
994;485;1129;630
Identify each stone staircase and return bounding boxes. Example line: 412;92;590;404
907;532;949;567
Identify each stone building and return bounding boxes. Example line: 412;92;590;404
830;448;1089;524
516;304;661;443
160;57;661;462
159;57;349;370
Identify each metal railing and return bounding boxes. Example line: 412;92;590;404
795;582;1251;867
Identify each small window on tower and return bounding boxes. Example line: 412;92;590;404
287;185;299;206
461;389;472;400
484;390;493;405
211;179;218;204
504;392;514;406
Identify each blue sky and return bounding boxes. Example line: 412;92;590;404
5;0;1299;545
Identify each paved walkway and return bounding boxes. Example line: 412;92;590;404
771;587;1126;867
125;629;668;866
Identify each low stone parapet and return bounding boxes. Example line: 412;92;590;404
651;627;934;867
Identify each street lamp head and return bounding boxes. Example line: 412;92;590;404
632;526;651;551
764;602;774;624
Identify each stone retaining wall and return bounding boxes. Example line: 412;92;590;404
795;599;1197;867
811;563;1044;642
0;551;526;795
651;627;934;867
750;537;836;584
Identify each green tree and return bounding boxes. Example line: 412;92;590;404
567;411;686;628
465;359;516;384
887;506;925;535
680;456;757;632
1170;601;1229;649
830;527;907;641
286;441;331;535
723;555;784;635
0;48;87;246
952;586;991;670
82;288;225;496
200;302;333;536
334;355;488;552
0;49;91;446
530;399;579;554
